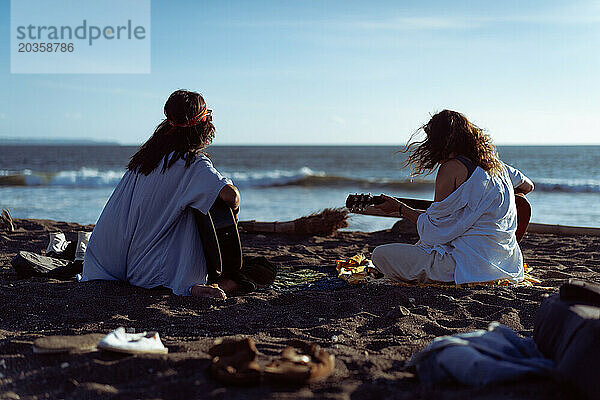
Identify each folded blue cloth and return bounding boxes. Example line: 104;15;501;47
407;322;555;386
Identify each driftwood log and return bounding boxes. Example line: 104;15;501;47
370;214;600;238
0;209;14;232
527;223;600;237
239;208;348;236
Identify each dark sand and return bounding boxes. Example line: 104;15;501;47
1;218;599;399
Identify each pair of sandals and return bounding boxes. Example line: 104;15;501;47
209;338;335;386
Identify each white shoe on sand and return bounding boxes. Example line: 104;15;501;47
46;231;70;255
98;327;168;354
74;231;91;261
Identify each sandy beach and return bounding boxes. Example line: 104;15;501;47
1;218;598;399
3;0;600;398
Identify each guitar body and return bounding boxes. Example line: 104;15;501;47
346;193;531;243
193;198;243;283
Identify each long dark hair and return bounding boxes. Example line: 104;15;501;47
402;110;502;176
127;90;215;175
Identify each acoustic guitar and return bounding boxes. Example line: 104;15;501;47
192;198;243;283
346;193;531;242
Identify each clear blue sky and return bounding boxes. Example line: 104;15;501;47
0;0;598;145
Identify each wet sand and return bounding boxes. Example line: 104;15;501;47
1;218;599;399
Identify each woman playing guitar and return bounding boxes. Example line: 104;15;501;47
370;110;534;284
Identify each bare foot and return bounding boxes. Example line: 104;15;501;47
191;284;227;299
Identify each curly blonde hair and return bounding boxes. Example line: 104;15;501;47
402;110;502;176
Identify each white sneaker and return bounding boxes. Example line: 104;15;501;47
97;327;168;354
46;232;70;255
74;231;91;261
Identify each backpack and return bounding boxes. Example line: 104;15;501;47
534;279;600;399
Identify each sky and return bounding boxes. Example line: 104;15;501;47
0;0;599;145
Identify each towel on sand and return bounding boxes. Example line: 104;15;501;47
407;322;555;386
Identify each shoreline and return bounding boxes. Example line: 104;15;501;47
1;218;599;399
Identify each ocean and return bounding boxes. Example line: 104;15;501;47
1;145;600;231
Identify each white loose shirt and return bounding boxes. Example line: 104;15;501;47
416;163;532;284
81;154;231;295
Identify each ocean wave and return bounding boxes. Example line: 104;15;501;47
270;175;434;190
2;167;600;194
224;167;434;190
533;179;600;193
225;167;324;187
0;166;433;190
0;168;124;187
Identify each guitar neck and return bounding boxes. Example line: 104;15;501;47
359;194;524;212
349;197;433;218
396;197;433;210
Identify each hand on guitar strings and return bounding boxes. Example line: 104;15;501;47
372;194;404;216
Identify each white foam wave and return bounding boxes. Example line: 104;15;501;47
0;168;125;187
3;167;600;193
49;168;125;187
225;167;324;187
0;167;324;188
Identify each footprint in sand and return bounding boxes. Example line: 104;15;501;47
422;322;453;337
465;300;505;319
542;270;574;279
569;265;596;273
497;309;524;331
436;318;472;329
305;326;343;340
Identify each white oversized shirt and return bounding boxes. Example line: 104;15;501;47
81;153;231;295
416;163;531;284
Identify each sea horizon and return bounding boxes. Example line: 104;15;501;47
3;138;600;147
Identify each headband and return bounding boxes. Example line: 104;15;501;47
165;106;211;134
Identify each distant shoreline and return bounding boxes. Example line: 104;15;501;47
0;139;120;146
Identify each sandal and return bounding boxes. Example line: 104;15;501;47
264;340;335;384
33;333;106;354
229;256;278;295
208;337;262;386
241;256;278;289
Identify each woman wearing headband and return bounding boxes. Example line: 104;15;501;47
371;110;534;284
81;90;240;299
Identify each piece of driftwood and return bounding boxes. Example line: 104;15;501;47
385;220;600;237
527;223;600;237
0;209;14;232
239;208;349;236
